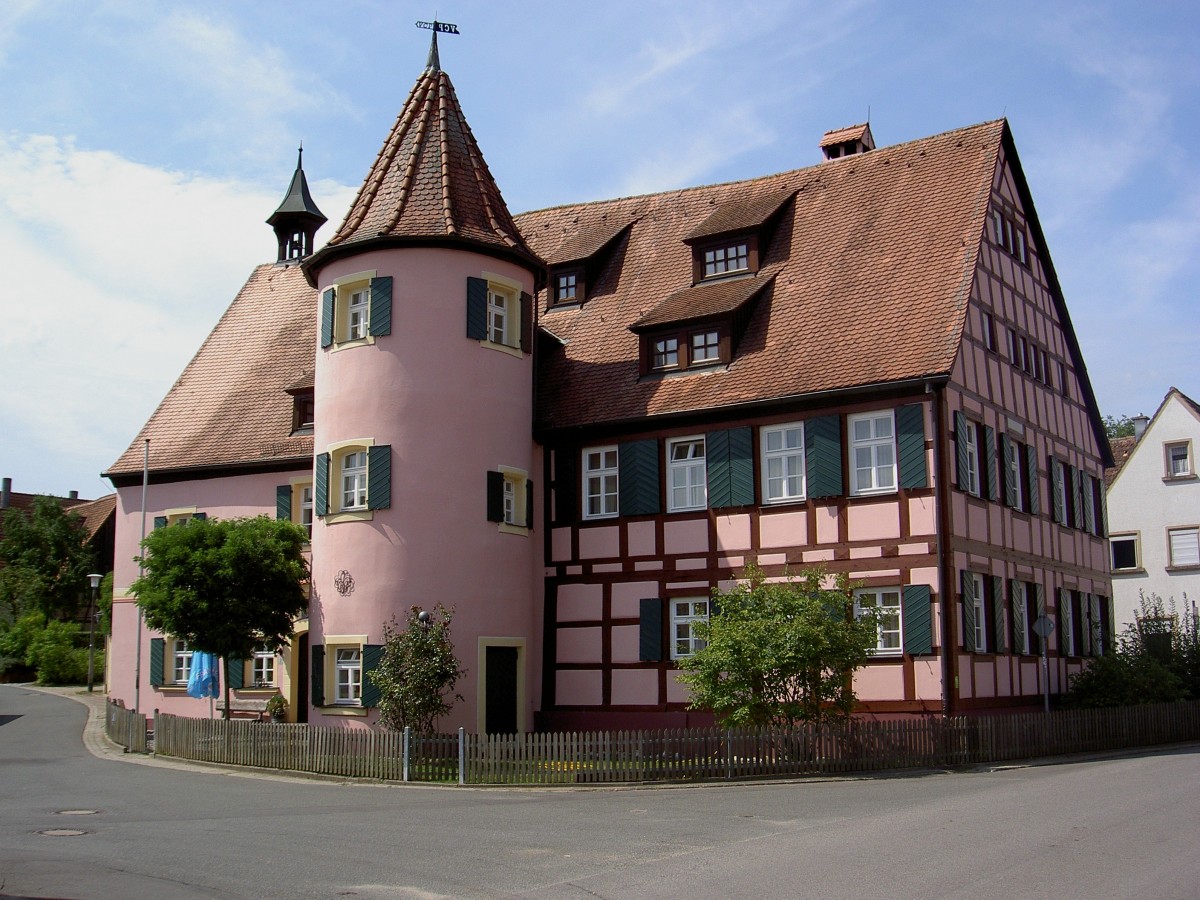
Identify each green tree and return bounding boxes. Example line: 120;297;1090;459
0;496;96;622
131;516;309;718
676;566;880;729
369;605;465;735
1103;414;1136;439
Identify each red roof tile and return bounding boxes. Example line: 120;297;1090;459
820;123;872;147
104;264;315;479
545;217;637;266
682;189;794;243
524;120;1006;431
631;274;774;330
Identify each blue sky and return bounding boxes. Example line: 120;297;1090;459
2;0;1198;498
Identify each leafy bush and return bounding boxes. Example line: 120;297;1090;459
0;611;47;679
369;605;465;735
25;619;90;685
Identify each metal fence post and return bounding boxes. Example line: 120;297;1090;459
403;726;410;782
458;727;466;785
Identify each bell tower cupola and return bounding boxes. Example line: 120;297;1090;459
267;145;327;263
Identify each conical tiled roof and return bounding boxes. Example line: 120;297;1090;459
267;146;326;226
305;62;540;278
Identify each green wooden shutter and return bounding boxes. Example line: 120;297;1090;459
1050;457;1064;524
153;516;167;529
1070;466;1083;528
227;657;244;690
902;585;933;655
1033;583;1046;654
314;454;329;518
991;575;1006;654
896;404;928;489
1001;435;1018;508
311;646;325;707
805;415;843;498
369;276;392;337
1102;596;1115;656
466;277;488;339
525;480;535;529
361;644;383;707
1097;481;1108;537
555;447;577;524
706;427;754;509
520;291;533;354
639;598;663;662
1058;588;1072;656
367;445;391;510
618;439;660;516
1026;445;1040;516
1010;580;1026;655
1082;473;1096;534
984;426;999;502
149;637;165;687
486;470;505;522
961;571;976;653
954;412;970;491
321;288;335;348
276;485;292;521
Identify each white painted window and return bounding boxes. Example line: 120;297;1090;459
670;598;709;659
963;422;980;496
855;588;902;655
487;288;509;346
340;451;368;510
253;646;275;686
347;287;369;341
503;477;516;525
703;242;748;277
667;437;706;511
1168;527;1200;568
849;411;896;496
334;647;362;705
761;423;805;503
583;446;618;519
172;640;191;684
1166;441;1192;477
972;573;987;653
1110;533;1139;571
300;484;313;538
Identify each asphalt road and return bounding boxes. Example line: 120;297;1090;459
2;685;1198;899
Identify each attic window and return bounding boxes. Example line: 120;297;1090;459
645;325;728;373
551;268;583;306
703;242;749;278
991;208;1029;266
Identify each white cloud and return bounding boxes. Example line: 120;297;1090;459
0;132;356;494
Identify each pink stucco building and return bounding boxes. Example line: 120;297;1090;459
104;38;1113;732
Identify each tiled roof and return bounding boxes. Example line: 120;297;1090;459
545;217;637;266
1104;435;1137;487
104;264;315;480
820;123;872;147
522;119;1006;431
682;189;794;243
70;494;117;541
310;65;539;271
631;274;775;330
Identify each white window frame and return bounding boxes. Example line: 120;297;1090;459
487;287;509;346
670;598;709;660
334;647;362;705
703;242;749;278
497;466;531;535
855;588;903;656
849;411;897;496
253;645;276;687
1165;441;1193;478
972;572;987;653
667;437;707;512
347;287;369;341
1110;533;1140;572
1168;526;1200;568
340;449;368;511
761;422;806;504
300;484;314;538
1008;440;1025;512
172;639;191;685
963;421;980;496
583;446;619;520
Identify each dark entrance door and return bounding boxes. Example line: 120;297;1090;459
484;645;518;734
296;632;309;723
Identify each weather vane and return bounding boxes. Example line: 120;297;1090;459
416;19;460;34
416;19;459;69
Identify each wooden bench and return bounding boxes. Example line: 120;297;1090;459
216;698;270;721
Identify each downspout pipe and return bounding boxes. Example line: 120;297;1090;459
931;383;957;717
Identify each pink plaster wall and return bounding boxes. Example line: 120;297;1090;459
847;502;901;542
663;518;709;556
852;664;904;700
610;668;659;705
551;527;571;561
556;669;602;706
579;525;619;559
914;658;943;701
612;625;641;663
715;514;752;551
627;520;657;556
556;627;602;664
907;497;936;535
557;583;603;622
816;506;839;544
759;510;807;548
666;673;694;704
612;581;658;619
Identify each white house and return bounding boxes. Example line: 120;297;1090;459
1107;388;1200;629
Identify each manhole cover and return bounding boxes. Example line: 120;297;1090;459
37;829;88;836
56;809;100;816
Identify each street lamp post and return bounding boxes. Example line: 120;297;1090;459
87;573;102;692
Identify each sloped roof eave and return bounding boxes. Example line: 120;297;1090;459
302;233;543;287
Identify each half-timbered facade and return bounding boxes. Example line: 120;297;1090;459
104;42;1112;732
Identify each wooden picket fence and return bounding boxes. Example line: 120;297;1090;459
149;701;1200;785
105;699;148;753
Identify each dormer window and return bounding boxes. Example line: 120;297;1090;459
691;330;720;363
991;207;1029;266
646;325;728;373
551;268;583;306
702;242;749;278
292;391;315;433
653;336;680;369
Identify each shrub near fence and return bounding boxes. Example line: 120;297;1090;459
150;701;1200;785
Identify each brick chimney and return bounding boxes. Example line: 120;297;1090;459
1;477;10;510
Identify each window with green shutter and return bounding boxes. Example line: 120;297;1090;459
901;585;933;655
619;439;660;516
150;637;165;687
896;404;928;489
360;644;383;707
639;598;663;662
706;427;754;509
311;646;325;707
805;414;843;498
